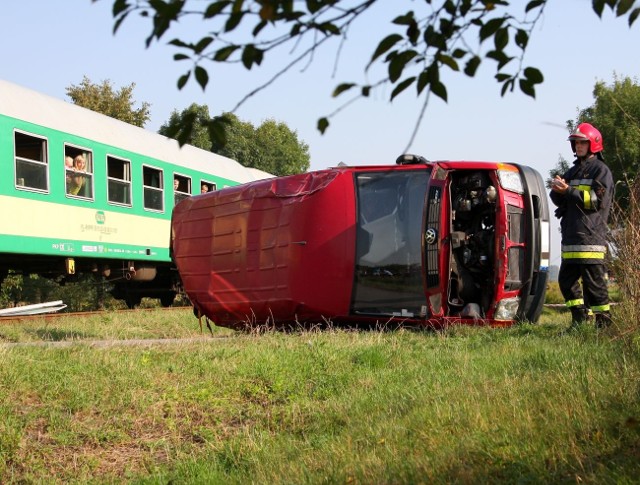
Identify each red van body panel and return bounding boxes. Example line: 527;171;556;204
171;160;550;329
171;169;358;326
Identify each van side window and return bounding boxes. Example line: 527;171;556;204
173;174;191;205
143;166;164;212
15;131;48;191
107;156;132;206
64;145;94;199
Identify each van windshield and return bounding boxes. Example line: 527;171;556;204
351;169;430;317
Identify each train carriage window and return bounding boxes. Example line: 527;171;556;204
143;166;164;212
107;155;132;206
173;174;191;205
200;180;216;194
64;145;93;199
14;131;48;192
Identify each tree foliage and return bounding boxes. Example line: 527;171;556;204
66;76;151;127
100;0;640;146
160;105;310;175
159;103;215;150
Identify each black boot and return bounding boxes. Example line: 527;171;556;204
595;312;612;329
567;306;589;331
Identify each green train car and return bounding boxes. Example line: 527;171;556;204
0;80;270;307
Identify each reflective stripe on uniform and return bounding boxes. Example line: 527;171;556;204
562;251;605;260
566;299;584;308
562;244;607;252
583;189;592;210
591;304;611;312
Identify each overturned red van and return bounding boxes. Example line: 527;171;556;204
171;155;550;329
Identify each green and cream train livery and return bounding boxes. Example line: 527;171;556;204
0;79;270;308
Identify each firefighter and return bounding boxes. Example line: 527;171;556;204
550;122;614;329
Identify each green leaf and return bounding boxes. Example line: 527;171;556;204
306;0;322;14
494;27;509;50
332;83;356;97
525;0;544;13
500;79;515;96
318;22;340;36
393;11;416;26
452;48;467;59
112;0;129;16
630;8;640;25
417;71;429;94
368;34;403;67
225;11;244;32
169;38;189;48
519;79;535;98
486;50;513;69
431;80;448;102
214;45;239;61
317;117;329;134
437;53;459;71
479;17;505;42
524;66;544;84
388;50;418;83
464;56;481;77
173;53;190;61
617;0;634;15
194;36;214;54
204;1;231;19
177;70;191;90
195;66;209;90
253;20;268;36
207;117;229;148
241;44;264;69
390;77;416;101
593;0;605;16
515;29;528;49
361;85;371;97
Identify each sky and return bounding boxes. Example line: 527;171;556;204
2;0;640;266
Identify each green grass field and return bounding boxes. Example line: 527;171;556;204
1;308;639;484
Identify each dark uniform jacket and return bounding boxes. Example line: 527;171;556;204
549;155;613;264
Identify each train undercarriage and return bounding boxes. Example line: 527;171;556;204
0;255;182;309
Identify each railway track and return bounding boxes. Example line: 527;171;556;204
0;305;191;325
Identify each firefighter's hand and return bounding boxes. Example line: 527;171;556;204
551;175;569;194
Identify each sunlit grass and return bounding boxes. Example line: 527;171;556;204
1;309;638;483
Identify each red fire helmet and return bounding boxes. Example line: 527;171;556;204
568;122;603;153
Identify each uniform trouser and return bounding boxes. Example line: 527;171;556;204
558;262;609;312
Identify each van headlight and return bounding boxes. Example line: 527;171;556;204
497;168;524;194
495;297;521;320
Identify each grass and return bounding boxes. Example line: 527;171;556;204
1;308;639;483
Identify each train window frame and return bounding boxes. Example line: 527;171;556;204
106;154;132;207
143;164;164;213
64;144;94;201
173;173;191;206
200;180;216;194
14;130;49;193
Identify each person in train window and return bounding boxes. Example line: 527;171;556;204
201;183;209;194
64;156;74;186
174;178;180;191
67;154;87;195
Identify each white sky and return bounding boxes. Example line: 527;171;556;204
2;0;639;265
